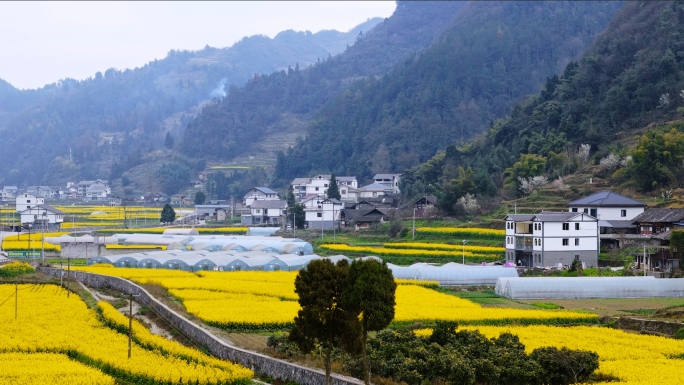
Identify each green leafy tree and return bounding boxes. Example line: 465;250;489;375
631;125;684;191
286;189;305;229
503;154;547;192
327;174;341;200
289;259;361;385
344;259;397;385
194;191;206;205
160;203;176;224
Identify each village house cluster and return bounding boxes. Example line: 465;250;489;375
505;190;681;273
194;173;437;230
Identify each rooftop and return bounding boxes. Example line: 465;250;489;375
632;208;684;223
568;190;646;207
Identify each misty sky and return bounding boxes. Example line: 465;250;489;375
0;1;396;90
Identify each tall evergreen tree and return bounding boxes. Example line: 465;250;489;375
160;203;176;224
194;191;206;205
164;132;175;149
289;259;361;385
327;174;341;200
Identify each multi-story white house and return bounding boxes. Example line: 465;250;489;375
358;183;393;199
19;205;64;229
568;191;645;221
1;186;19;201
302;196;343;229
373;174;402;194
504;212;599;268
243;187;279;207
75;180;110;197
290;175;358;202
16;194;44;213
568;190;646;249
241;200;288;225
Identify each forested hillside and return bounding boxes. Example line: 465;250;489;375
181;1;467;161
0;18;382;186
273;1;623;186
400;1;684;212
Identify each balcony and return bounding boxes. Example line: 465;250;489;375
515;244;533;251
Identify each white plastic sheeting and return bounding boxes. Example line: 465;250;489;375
246;227;280;236
495;277;684;299
163;229;199;236
389;264;518;285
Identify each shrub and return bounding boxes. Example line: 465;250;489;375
530;346;599;385
0;261;35;277
675;328;684;340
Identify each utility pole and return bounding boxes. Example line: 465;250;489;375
412;208;416;240
15;283;17;319
41;212;46;265
67;256;71;298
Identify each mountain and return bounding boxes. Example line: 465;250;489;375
0;17;383;186
399;1;684;211
181;1;467;167
273;1;624;186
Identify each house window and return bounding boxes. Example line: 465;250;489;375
575;223;580;230
324;184;328;187
583;208;588;214
317;213;322;218
590;209;597;217
562;223;569;230
562;239;569;246
255;209;261;214
575;238;580;246
621;210;627;217
342;190;346;194
373;192;377;197
315;187;319;191
27;200;31;203
571;208;578;212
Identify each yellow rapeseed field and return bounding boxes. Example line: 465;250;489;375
384;242;505;254
415;227;505;238
0;284;252;384
415;325;684;385
0;352;115;385
74;267;596;328
319;243;500;260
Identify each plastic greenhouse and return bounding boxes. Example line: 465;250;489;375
226;255;278;271
322;255;351;265
87;256;114;265
246;227;280;236
163;229;199;236
388;264;518;285
496;276;684;299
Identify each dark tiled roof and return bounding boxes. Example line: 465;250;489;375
632;208;684;223
569;191;645;207
504;214;535;221
253;187;277;195
534;212;586;222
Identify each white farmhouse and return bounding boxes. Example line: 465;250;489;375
243;187;279;207
373;174;402;194
18;204;64;229
358;183;393;199
290;175;358;202
302;196;343;229
16;194;44;213
568;190;645;221
504;212;598;268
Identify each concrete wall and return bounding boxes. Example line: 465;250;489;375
542;250;597;268
37;267;362;385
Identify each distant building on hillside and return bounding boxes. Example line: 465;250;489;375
373;174;402;194
243;187;279;207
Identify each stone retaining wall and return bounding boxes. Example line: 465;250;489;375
616;316;684;336
38;267;362;385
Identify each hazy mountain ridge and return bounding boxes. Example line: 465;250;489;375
181;1;467;163
0;17;383;186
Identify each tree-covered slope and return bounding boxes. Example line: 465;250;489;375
181;1;467;160
273;1;623;185
401;1;684;211
0;18;382;186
